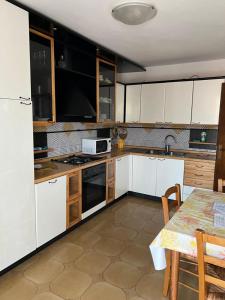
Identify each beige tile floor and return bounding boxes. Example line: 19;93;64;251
0;196;198;300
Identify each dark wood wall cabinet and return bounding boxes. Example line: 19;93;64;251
30;29;56;126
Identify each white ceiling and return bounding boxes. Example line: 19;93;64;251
17;0;225;67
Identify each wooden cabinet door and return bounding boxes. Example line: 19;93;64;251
0;1;31;99
156;158;184;199
165;81;193;124
35;176;66;247
116;83;125;122
115;156;130;198
140;83;165;123
132;155;157;196
126;85;141;122
192;79;224;125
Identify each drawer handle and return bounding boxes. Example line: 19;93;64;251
158;158;166;161
194;174;204;177
117;158;121;162
149;157;156;160
49;179;57;184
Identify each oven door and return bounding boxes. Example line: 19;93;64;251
96;140;108;153
82;163;106;214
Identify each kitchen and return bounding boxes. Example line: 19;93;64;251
1;0;225;299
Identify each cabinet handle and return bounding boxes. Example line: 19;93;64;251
191;121;201;124
155;122;163;124
158;158;166;161
117;158;121;162
19;96;31;101
149;157;156;160
20;101;31;105
49;179;57;184
194;174;204;177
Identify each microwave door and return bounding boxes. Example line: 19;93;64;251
96;140;108;153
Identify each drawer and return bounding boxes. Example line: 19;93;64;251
184;177;214;190
185;170;214;181
185;160;215;172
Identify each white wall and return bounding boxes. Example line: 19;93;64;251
118;59;225;83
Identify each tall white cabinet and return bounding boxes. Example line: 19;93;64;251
192;79;224;125
0;1;36;271
0;0;31;100
115;156;130;198
126;85;141;122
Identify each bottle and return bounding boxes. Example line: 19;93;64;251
201;131;207;143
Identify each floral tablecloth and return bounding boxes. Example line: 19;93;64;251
150;189;225;270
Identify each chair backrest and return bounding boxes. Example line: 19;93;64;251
218;178;225;193
161;184;181;224
196;229;225;300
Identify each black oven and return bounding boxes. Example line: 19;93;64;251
82;163;106;213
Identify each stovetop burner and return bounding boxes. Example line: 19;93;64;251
52;155;103;165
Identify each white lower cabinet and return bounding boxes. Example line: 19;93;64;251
115;156;130;199
156;158;184;199
35;176;67;247
132;155;184;199
132;156;157;195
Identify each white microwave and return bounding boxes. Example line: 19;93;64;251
82;138;111;155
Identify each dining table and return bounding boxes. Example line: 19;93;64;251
149;188;225;300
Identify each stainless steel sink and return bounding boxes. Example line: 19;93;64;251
126;148;185;158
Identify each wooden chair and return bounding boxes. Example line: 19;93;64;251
218;179;225;193
196;229;225;300
162;184;198;297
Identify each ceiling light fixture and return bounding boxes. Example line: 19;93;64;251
112;2;157;25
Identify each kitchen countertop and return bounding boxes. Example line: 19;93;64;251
34;147;216;184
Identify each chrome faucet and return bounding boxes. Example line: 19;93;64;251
164;134;177;154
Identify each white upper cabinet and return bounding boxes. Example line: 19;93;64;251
0;0;31;99
116;83;125;122
126;85;141;122
192;79;224;125
140;83;165;123
165;81;193;124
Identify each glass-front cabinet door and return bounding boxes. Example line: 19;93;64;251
30;29;56;126
97;58;116;123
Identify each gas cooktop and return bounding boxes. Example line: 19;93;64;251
52;155;103;165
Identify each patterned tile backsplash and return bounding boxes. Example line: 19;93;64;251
124;128;190;149
34;122;105;157
34;122;192;157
